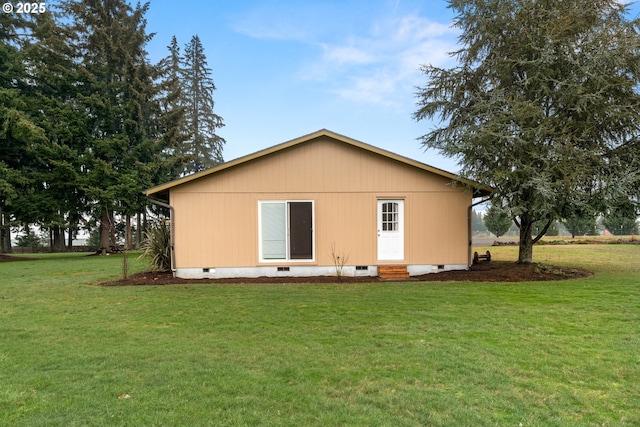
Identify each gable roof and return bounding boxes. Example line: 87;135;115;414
146;129;493;200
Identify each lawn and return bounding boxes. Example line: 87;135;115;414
1;245;639;426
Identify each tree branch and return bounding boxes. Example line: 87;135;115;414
532;218;553;245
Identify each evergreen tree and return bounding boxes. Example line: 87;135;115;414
155;36;189;176
15;227;43;248
414;0;640;263
181;35;225;174
64;0;159;253
562;216;598;238
562;204;598;238
603;200;639;235
483;202;512;238
21;10;89;250
2;3;195;253
0;13;47;252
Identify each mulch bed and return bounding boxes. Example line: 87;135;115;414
0;253;592;285
100;261;592;286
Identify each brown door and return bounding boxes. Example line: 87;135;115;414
289;202;313;259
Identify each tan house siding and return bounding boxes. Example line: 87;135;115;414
405;192;470;265
171;137;462;194
169;136;473;271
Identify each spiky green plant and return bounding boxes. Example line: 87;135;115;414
140;221;171;271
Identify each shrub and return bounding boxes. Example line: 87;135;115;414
16;228;43;248
140;221;171;271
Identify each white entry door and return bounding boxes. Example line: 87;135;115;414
377;200;404;261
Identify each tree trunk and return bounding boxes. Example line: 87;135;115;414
68;213;80;249
125;214;132;250
517;214;553;264
143;209;147;236
52;226;66;252
517;214;534;264
136;212;142;249
68;227;74;248
0;210;11;253
110;211;117;249
99;208;111;254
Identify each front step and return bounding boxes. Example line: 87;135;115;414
378;265;409;280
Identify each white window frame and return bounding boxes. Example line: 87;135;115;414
258;200;315;263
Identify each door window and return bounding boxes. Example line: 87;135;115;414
381;202;399;231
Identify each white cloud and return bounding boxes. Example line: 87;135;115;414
320;42;377;66
228;2;333;43
332;70;398;106
231;13;312;42
304;13;459;108
387;15;453;43
229;3;459;109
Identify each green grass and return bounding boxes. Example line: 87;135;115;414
1;246;639;426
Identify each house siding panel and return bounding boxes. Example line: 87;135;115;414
170;136;472;270
172;137;461;195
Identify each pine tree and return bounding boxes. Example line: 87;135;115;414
0;14;23;252
155;36;189;175
561;201;598;238
483;202;512;238
64;0;159;253
20;10;90;251
0;13;47;252
603;199;639;236
180;35;225;174
2;3;194;253
414;0;640;263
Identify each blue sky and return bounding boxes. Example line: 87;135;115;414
142;0;640;174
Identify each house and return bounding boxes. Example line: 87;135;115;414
146;129;492;279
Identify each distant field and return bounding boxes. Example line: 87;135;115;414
474;233;640;247
1;245;639;426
